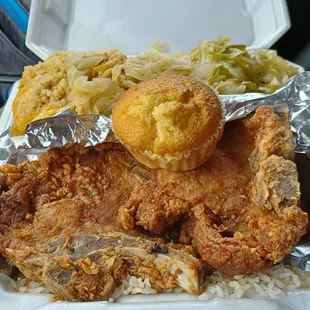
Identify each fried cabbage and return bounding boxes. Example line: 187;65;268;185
190;36;299;94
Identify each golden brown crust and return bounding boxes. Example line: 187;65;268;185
118;106;308;277
0;143;204;300
112;76;223;155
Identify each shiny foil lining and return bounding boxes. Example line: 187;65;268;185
223;71;310;154
0;72;310;270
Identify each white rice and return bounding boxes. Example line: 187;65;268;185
10;264;310;302
199;264;310;300
108;276;157;302
10;277;50;294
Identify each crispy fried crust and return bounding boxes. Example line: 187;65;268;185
0;143;204;301
118;106;308;277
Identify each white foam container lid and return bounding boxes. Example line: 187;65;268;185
26;0;291;59
3;1;310;309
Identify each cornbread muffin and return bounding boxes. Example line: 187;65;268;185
112;76;224;171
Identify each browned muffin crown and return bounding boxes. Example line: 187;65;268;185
112;76;223;156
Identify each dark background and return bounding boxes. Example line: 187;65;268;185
273;0;310;70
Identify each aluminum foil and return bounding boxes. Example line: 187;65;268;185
0;71;310;270
15;112;112;149
285;239;310;271
223;71;310;155
0;112;112;165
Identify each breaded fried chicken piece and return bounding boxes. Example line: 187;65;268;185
0;105;307;292
0;144;204;301
118;106;308;277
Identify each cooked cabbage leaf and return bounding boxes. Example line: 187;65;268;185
190;36;299;94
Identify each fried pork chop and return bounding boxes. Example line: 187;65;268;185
119;106;308;276
0;144;204;301
0;106;307;301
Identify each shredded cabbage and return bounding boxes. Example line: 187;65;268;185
190;36;298;94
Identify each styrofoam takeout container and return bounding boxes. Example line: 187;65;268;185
26;0;290;59
2;0;310;309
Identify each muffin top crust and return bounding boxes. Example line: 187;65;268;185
112;76;223;156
